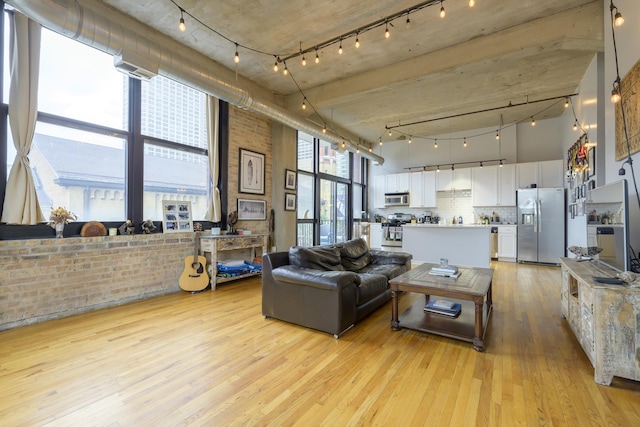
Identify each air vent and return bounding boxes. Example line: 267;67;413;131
114;50;158;81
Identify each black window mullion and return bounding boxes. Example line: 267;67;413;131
127;78;143;223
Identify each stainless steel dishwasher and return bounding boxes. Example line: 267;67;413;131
490;227;499;259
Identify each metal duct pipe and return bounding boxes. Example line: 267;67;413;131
7;0;384;164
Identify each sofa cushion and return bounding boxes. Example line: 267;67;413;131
357;263;408;280
289;246;344;271
340;238;371;271
356;274;388;305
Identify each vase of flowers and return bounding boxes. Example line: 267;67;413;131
49;206;77;238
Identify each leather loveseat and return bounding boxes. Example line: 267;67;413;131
262;238;412;338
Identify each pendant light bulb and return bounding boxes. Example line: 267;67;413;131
495;131;500;140
355;35;360;48
405;15;412;29
234;44;240;63
437;165;440;173
338;39;343;54
434;140;438;148
322;125;327;134
573;120;578;131
531;117;536;126
369;147;372;153
611;85;621;104
408;136;412;144
480;161;483;168
500;160;503;167
356;146;360;154
440;2;445;18
283;64;288;75
564;98;570;108
302;98;307;110
273;60;279;72
469;0;475;6
379;139;383;146
463;138;467;148
302;55;306;66
178;11;186;32
385;23;390;39
388;129;392;136
451;164;454;171
614;11;624;27
315;49;320;64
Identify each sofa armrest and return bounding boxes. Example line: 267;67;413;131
369;249;412;266
272;265;360;291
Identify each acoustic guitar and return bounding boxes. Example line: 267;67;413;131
179;233;209;292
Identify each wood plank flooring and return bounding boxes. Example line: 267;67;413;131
1;262;639;426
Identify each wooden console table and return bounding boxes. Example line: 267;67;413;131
560;258;640;386
200;234;268;290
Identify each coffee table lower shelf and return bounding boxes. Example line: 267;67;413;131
395;296;492;351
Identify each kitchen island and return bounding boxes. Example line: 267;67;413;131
402;224;491;267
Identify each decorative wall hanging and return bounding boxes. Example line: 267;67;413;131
239;148;265;195
615;57;640;161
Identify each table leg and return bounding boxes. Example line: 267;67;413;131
391;290;400;330
473;296;485;352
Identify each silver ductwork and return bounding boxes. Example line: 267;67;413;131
6;0;384;164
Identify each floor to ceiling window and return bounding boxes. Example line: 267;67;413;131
296;131;368;246
0;15;213;234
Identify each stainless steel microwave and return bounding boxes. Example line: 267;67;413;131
384;192;409;206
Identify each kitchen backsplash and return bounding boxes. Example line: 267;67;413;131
373;190;517;224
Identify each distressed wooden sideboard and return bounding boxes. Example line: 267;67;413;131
560;258;640;386
200;234;268;290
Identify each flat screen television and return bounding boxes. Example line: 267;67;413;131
585;179;630;272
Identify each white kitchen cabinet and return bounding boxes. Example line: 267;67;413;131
373;175;386;208
436;168;471;191
385;173;410;193
369;223;382;249
472;165;499;206
409;171;436;208
517;160;563;189
538;160;564;188
471;164;516;207
409;171;424;207
497;225;517;261
498;164;516;206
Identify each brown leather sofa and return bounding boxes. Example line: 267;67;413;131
262;238;412;338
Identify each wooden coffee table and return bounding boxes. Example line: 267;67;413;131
389;263;494;351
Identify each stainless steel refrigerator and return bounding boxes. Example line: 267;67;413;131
517;187;565;264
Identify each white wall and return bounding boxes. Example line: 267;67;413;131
516;116;565;163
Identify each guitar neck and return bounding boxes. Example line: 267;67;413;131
193;231;200;260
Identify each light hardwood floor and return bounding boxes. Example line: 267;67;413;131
1;262;639;426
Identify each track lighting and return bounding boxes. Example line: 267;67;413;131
355;34;360;48
405;14;411;29
315;49;320;64
338;39;343;54
440;1;445;18
385;23;390;39
531;117;536;126
234;44;239;63
178;9;186;32
500;160;503;167
302;55;306;66
469;0;475;6
463;138;467;148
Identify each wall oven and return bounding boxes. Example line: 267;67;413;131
384;192;409;206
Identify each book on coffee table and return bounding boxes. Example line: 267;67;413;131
424;300;462;317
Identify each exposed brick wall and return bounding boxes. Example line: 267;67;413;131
228;106;272;234
0;233;195;330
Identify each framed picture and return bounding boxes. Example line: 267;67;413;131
587;147;596;177
284;193;296;211
239;148;265;194
162;200;193;233
285;169;297;190
237;198;266;220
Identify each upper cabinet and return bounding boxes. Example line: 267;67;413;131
436;168;471;192
385;173;410;193
471;164;516;207
410;171;436;208
516;160;563;189
373;175;386;208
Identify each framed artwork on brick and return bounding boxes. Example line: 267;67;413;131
239;148;265;195
237;198;266;220
162;200;193;233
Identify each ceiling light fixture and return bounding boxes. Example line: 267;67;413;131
408;135;412;144
385;22;390;39
322;125;327;134
480;161;483;168
405;13;412;29
469;0;475;6
463;138;467;148
495;131;500;140
315;48;320;63
439;1;445;18
301;55;306;66
178;8;186;32
573;120;578;131
434;140;438;148
611;80;621;103
379;138;383;146
356;146;360;154
234;44;240;63
273;57;279;72
388;129;392;136
302;98;307;110
355;33;360;48
338;39;343;54
499;160;503;167
437;165;440;172
564;98;570;108
531;117;536;126
611;2;624;27
451;164;454;171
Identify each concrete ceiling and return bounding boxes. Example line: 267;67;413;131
101;0;604;146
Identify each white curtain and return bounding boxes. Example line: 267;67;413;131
205;95;221;222
1;12;43;224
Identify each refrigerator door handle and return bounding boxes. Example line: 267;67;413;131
537;200;542;233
